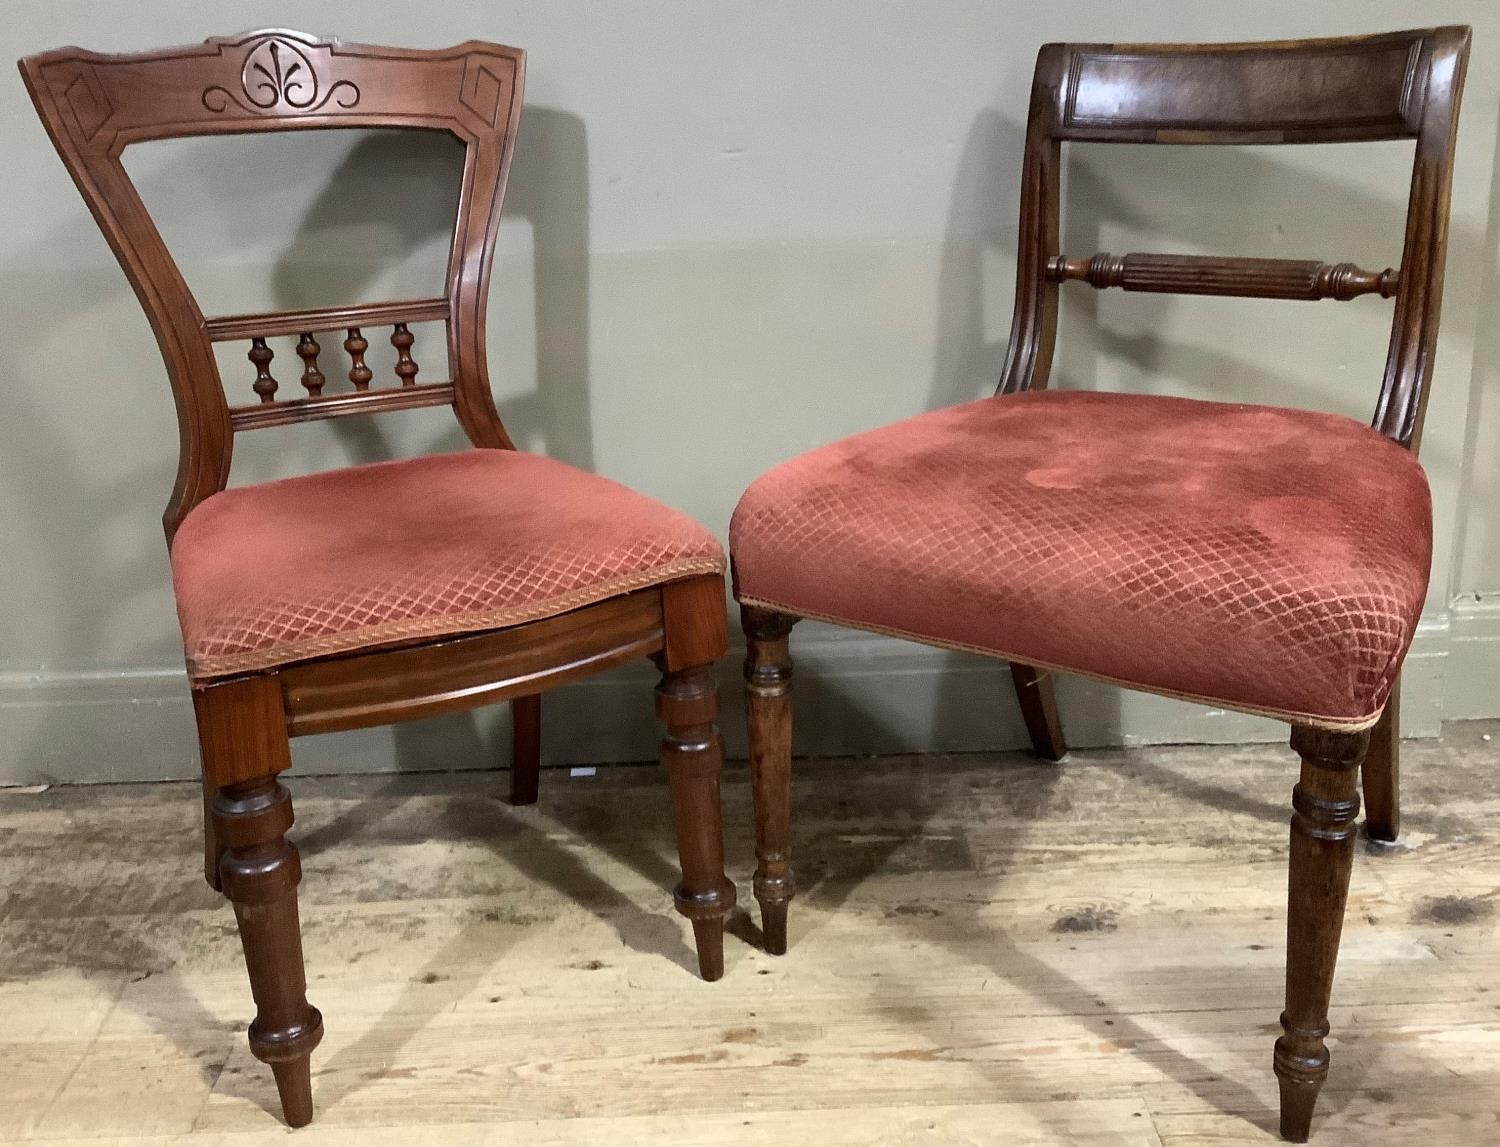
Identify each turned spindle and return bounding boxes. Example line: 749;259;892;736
248;337;278;404
391;323;418;387
344;328;373;390
295;333;325;396
1045;252;1400;301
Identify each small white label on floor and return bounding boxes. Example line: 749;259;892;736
569;767;597;777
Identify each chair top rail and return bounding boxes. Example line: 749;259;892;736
1047;27;1467;145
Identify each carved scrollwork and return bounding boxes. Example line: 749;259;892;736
203;35;360;115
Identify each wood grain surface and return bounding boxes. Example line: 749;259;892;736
2;723;1496;1144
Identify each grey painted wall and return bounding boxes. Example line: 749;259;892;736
2;1;1498;783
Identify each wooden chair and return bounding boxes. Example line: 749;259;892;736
20;30;737;1127
730;27;1470;1143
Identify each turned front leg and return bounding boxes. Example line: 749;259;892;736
656;663;737;981
214;777;324;1127
1276;726;1369;1143
741;605;797;955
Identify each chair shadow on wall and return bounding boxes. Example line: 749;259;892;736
242;110;741;1115
264;107;593;786
891;105;1465;1130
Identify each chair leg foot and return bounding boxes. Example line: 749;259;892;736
759;898;790;957
214;776;324;1128
691;917;726;982
509;693;541;806
656;662;736;981
1009;663;1067;761
1275;726;1368;1143
742;605;797;956
1276;1070;1320;1143
271;1059;315;1129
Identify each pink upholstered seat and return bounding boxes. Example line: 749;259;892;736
172;450;725;679
731;390;1431;730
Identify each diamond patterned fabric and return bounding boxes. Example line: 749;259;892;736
172;450;724;679
730;390;1431;729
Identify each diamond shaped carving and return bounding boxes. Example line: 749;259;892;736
63;67;112;140
461;61;504;127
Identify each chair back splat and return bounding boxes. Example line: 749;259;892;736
999;27;1471;453
19;30;525;539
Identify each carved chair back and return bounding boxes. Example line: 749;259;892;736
999;27;1471;452
20;30;525;539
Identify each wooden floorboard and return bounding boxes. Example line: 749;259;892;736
2;721;1498;1144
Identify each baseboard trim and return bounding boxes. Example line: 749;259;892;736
0;609;1474;785
1444;597;1500;720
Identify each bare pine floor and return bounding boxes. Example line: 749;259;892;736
2;723;1498;1145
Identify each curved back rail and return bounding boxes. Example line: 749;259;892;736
19;30;526;539
998;26;1471;452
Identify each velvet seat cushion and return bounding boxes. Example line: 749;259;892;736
730;390;1431;730
172;450;724;679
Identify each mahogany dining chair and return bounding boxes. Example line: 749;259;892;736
730;27;1470;1142
20;30;737;1127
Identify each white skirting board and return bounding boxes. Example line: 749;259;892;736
0;603;1487;786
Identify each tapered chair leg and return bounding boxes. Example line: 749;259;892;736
1276;726;1369;1143
1010;663;1067;761
509;693;542;806
195;675;322;1128
1361;686;1400;844
741;605;797;955
214;776;324;1127
656;662;737;981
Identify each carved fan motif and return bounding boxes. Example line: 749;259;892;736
202;35;360;114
